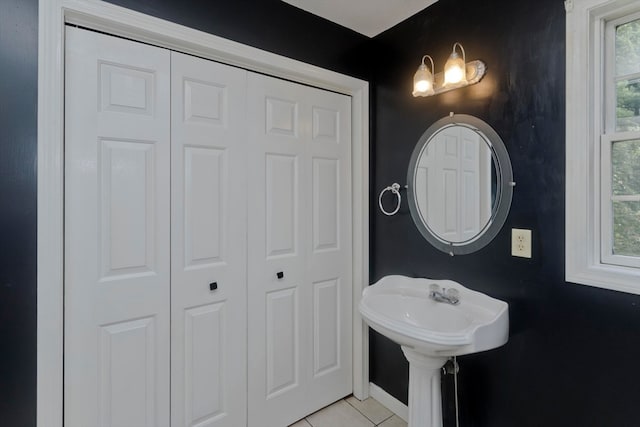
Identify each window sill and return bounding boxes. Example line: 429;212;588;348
567;262;640;295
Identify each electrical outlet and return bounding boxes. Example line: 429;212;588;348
512;228;532;258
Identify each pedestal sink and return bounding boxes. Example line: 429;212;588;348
359;275;508;427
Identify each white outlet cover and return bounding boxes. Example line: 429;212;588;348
511;228;532;258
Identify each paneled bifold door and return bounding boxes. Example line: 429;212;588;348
64;27;172;427
65;27;352;427
247;75;352;427
170;52;248;427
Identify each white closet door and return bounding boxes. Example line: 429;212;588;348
170;51;248;427
64;27;171;427
247;73;353;427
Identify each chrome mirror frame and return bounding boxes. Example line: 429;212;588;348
406;114;514;255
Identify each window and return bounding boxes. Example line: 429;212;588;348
566;0;640;294
602;14;640;269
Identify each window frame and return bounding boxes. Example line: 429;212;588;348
566;0;640;294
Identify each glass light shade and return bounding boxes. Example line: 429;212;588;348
412;64;434;97
444;52;467;87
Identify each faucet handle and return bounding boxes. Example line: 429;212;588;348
429;283;440;293
446;288;460;304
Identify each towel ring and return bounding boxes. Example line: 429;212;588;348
379;183;402;216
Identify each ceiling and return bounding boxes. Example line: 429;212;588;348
280;0;439;38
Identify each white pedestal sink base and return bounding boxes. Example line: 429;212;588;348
402;347;447;427
359;277;509;427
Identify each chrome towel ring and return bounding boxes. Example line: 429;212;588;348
379;183;402;216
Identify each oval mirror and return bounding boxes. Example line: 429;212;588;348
407;114;514;255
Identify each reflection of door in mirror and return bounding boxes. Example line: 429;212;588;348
415;126;492;243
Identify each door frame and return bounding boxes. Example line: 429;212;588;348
37;1;370;425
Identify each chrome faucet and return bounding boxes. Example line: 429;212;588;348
429;284;460;305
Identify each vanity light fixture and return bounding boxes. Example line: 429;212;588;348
412;42;486;97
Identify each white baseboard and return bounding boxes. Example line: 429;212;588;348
369;382;408;422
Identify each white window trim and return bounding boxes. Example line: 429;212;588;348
37;1;370;426
566;0;640;294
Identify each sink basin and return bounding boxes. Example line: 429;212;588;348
359;275;509;427
359;275;508;356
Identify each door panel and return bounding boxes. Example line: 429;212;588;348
460;131;481;239
266;97;299;136
265;154;299;257
100;139;156;275
170;51;248;427
64;26;171;427
312;278;340;376
265;287;299;397
247;73;352;427
312;158;340;251
183;146;226;266
183;303;225;424
99;317;157;427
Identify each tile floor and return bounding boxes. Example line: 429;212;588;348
288;396;407;427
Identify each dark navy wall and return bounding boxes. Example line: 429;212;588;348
370;0;640;426
102;0;372;78
0;0;38;425
0;1;369;425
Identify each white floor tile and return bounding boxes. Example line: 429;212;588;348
306;400;374;427
378;415;407;427
288;419;312;427
346;396;394;424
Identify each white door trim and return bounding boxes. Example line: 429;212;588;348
37;1;370;426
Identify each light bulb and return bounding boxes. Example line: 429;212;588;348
412;58;435;97
415;79;431;92
443;43;468;87
445;63;464;84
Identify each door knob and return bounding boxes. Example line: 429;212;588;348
276;271;284;279
209;282;218;291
